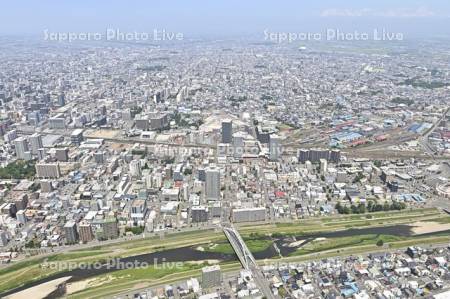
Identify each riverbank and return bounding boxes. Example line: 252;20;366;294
1;208;449;298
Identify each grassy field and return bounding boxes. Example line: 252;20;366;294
206;235;273;255
0;250;117;293
290;234;404;256
67;263;204;299
238;208;442;237
426;216;450;224
45;250;111;262
67;262;242;299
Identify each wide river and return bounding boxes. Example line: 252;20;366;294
2;224;449;297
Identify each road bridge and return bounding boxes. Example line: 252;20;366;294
222;224;276;299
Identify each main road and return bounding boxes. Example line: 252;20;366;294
419;107;450;155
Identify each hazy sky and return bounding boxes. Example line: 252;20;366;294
1;0;450;37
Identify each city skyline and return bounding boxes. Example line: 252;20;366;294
0;1;450;298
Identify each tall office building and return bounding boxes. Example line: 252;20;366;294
135;116;150;131
40;180;53;193
14;194;28;210
4;130;17;143
130;199;148;223
298;149;309;163
269;134;281;161
330;149;341;163
201;265;222;289
29;133;43;155
27;111;41;126
79;220;94;243
55;147;69;162
191;206;209;223
94;151;105;164
71;129;84;146
64;221;79;244
320;158;328;174
149;113;169;130
96;216;119;240
37;148;46;160
232;207;266;223
58;93;65;106
205;166;220;200
309;148;330;163
0;231;8;247
49;116;66;129
298;149;340;163
221;120;232;143
99;105;107;115
232;132;245;158
130;160;141;177
92;212;119;240
197;168;206;182
16;210;27;224
14;137;30;160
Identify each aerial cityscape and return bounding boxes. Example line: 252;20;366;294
0;1;450;298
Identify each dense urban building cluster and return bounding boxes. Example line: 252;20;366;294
0;36;449;298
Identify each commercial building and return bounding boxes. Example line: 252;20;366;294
232;132;245;158
79;220;94;243
191;206;209;223
29;133;43;155
55;147;69;162
129;160;141;177
71;129;84;145
256;125;276;144
436;183;450;198
162;188;180;201
221;120;232;143
14;194;28;211
232;207;266;223
320;158;328;174
48;115;66;129
14;137;30;160
135;117;150;131
94;151;105;164
269;134;281;161
58;93;66;106
205;166;220;200
197;168;206;182
4;130;17;143
201;265;222;289
37;148;46;160
35;163;61;178
0;231;8;247
95;215;119;240
149;113;169;130
64;221;79;244
130;199;147;223
330;149;341;163
40;180;53;192
298;148;341;163
16;210;27;224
